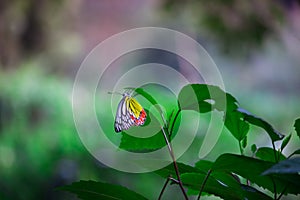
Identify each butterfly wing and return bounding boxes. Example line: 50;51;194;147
128;97;147;126
114;95;147;133
114;96;135;132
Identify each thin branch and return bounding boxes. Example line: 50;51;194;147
271;141;279;163
158;177;170;200
169;109;181;138
277;185;288;200
158;176;181;199
271;177;277;200
197;169;212;200
238;140;244;155
169;177;180;184
160;126;189;200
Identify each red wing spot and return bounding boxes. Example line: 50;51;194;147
131;109;146;126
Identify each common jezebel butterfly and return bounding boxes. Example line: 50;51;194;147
114;91;147;133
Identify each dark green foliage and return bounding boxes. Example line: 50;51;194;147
255;147;286;162
294;118;300;139
155;162;201;178
224;111;249;141
181;172;272;200
237;108;284;141
59;180;148;200
63;84;300;200
263;157;300;175
212;154;300;195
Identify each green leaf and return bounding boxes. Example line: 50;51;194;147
294;118;300;139
133;84;178;120
59;180;148;200
195;160;213;173
212;154;300;195
132;87;159;107
119;132;166;152
256;147;286;162
224;111;249;141
263;157;300;175
154;162;201;178
181;172;272;200
178;84;238;113
281;133;291;151
119;111;166;151
237;108;284;141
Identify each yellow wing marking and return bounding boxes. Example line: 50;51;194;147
128;97;143;118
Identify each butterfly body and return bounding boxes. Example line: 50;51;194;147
114;92;146;132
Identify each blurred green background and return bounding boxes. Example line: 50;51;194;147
0;0;300;199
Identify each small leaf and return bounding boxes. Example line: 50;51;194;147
251;144;257;154
256;147;286;162
281;133;291;151
59;180;148;200
237;108;284;141
263;157;300;175
224;111;250;141
294;118;300;139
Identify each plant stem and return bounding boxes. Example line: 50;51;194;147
277;185;288;200
271;177;277;200
271;141;279;163
161;126;188;200
197;169;212;200
238;140;244;155
158;177;170;200
169;109;181;138
158;176;181;200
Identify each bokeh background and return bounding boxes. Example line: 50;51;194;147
0;0;300;199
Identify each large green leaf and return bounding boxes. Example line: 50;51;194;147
256;147;286;162
237;108;284;141
195;159;214;173
181;172;272;200
119;131;166;152
119;85;178;151
224;110;250;141
178;84;238;113
59;180;148;200
294;118;300;139
119;110;167;151
212;154;300;195
263;157;300;175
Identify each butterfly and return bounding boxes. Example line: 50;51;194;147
114;92;147;133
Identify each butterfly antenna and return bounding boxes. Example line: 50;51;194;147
108;91;123;96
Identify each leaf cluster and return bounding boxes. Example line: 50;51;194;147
61;84;300;200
